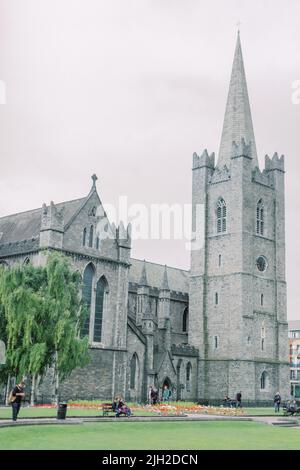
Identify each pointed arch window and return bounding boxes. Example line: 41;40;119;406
81;263;95;337
256;200;264;236
260;371;268;390
130;353;139;389
182;308;188;333
89;226;94;248
96;236;100;250
83;228;87;246
217;198;227;233
261;323;266;351
94;276;108;342
186;363;192;392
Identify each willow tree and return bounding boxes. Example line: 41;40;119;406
0;264;49;404
42;253;89;404
0;255;89;405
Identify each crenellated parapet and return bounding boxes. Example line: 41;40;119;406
193;150;215;170
171;344;199;357
265;153;285;173
252;166;273;188
116;221;132;249
231;138;252;160
41;201;65;233
209;165;231;185
40;202;65;249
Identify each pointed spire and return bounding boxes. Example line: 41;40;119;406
139;260;148;287
218;32;258;168
162;265;170;291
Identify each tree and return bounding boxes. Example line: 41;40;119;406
0;253;90;405
42;252;89;404
0;264;49;404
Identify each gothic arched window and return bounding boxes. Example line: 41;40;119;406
130;353;139;389
182;308;188;333
83;228;87;246
261;323;266;351
89;226;94;248
260;371;268;390
96;236;100;250
186;362;192;392
94;276;108;342
256;199;264;236
217;198;227;234
81;263;95;337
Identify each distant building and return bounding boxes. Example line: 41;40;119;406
288;321;300;398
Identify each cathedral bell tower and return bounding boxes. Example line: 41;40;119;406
189;32;289;402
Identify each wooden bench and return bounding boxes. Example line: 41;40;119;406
101;403;116;417
283;401;300;416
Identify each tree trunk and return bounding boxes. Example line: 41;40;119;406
36;374;41;403
30;373;36;406
53;350;59;405
5;374;11;406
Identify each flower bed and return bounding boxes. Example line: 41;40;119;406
145;403;244;416
33;400;244;417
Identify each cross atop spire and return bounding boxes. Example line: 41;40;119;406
91;174;98;190
217;32;258;168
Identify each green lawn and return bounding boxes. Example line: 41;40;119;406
0;406;156;419
0;406;281;419
0;421;299;450
243;407;279;416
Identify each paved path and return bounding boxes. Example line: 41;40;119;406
0;413;298;428
0;414;253;428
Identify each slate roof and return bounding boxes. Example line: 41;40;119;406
129;258;189;294
0;198;85;246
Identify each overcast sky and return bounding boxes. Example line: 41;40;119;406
0;0;299;319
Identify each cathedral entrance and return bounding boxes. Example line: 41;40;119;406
162;377;172;402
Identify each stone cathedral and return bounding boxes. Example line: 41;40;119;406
0;34;289;403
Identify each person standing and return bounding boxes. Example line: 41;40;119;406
151;387;158;405
274;392;281;413
236;391;242;408
162;385;172;402
11;381;25;422
148;386;153;405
